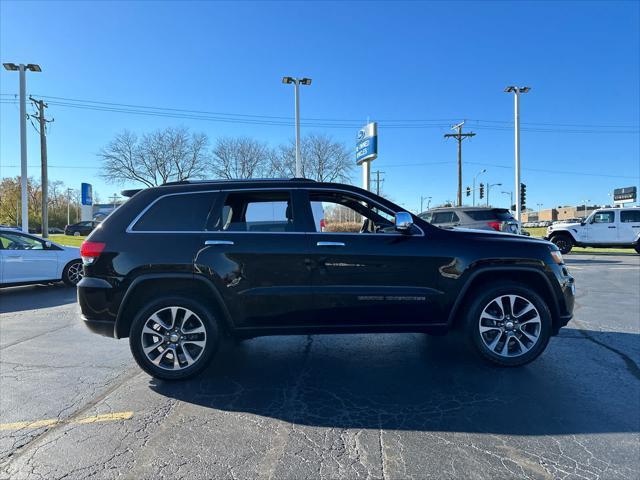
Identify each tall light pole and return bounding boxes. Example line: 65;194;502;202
420;195;432;213
536;203;543;221
473;168;487;206
486;183;502;207
582;199;590;219
501;191;513;209
3;63;42;233
504;86;530;222
282;76;312;178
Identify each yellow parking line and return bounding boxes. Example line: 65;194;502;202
0;411;133;431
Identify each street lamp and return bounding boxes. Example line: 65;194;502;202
473;168;486;206
504;86;531;223
582;199;591;220
486;183;502;206
501;191;513;209
420;195;432;213
4;62;42;233
282;76;312;178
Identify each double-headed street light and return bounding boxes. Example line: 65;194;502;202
4;63;42;233
282;76;312;178
504;86;531;223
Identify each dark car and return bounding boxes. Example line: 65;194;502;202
65;220;100;236
78;179;575;380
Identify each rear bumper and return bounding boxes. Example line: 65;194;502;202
81;316;116;338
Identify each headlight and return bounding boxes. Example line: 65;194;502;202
550;250;564;265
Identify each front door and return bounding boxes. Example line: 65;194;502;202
301;189;442;328
586;210;617;244
194;189;313;330
0;232;59;283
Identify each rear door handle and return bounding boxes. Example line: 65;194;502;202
316;241;345;247
205;240;234;246
608;226;616;229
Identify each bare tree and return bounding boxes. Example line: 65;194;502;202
98;127;208;187
209;137;273;179
271;133;353;182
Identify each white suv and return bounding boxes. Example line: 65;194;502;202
546;207;640;254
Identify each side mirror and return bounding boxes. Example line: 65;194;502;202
395;212;413;233
44;241;52;249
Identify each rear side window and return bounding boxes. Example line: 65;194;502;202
132;193;216;231
621;210;640;223
466;209;513;221
215;191;295;232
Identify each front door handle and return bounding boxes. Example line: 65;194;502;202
608;226;616;229
205;240;234;246
316;241;345;247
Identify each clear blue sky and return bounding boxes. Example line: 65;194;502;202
1;0;638;212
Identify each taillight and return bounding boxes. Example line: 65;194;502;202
487;221;501;231
80;241;105;265
320;219;326;232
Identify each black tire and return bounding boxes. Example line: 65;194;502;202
129;296;220;380
464;282;552;367
62;260;83;286
551;234;573;254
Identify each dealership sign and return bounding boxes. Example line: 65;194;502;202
613;186;637;204
81;183;93;206
356;122;378;165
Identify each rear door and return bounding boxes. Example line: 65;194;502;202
301;189;443;328
194;189;313;330
619;210;640;244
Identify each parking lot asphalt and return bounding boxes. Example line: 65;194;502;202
1;254;639;480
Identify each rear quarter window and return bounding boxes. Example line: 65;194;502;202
132;192;216;231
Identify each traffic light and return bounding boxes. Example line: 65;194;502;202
520;183;527;208
479;183;484;199
466;186;471;197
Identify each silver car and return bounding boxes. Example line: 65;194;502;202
419;207;520;233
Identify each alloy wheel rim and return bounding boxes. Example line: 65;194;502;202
478;294;541;358
141;306;207;371
67;262;83;285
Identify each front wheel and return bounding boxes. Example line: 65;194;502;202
129;296;220;380
465;282;552;367
551;234;573;254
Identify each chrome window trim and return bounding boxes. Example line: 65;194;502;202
126;186;424;237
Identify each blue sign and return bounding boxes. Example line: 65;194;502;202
356;122;378;165
81;183;93;206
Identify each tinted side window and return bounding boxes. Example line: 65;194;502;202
621;210;640;223
133;193;216;231
431;212;453;224
216;191;295;232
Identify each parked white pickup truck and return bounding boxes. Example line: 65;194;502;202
546;207;640;254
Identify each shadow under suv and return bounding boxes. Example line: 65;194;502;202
78;179;575;380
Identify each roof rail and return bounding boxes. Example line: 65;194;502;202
160;177;317;187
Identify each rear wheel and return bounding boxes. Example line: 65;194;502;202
129;296;220;380
62;260;83;286
465;282;552;367
551;234;573;254
73;231;81;237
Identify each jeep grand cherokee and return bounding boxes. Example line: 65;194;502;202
78;179;575;380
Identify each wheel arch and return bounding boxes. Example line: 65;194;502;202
115;273;234;339
549;229;577;242
448;267;562;333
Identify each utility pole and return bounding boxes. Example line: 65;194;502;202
30;96;53;238
372;170;385;196
67;188;73;226
444;122;476;207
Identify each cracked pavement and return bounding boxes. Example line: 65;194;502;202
0;254;638;479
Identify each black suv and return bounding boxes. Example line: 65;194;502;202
78;179;575;380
